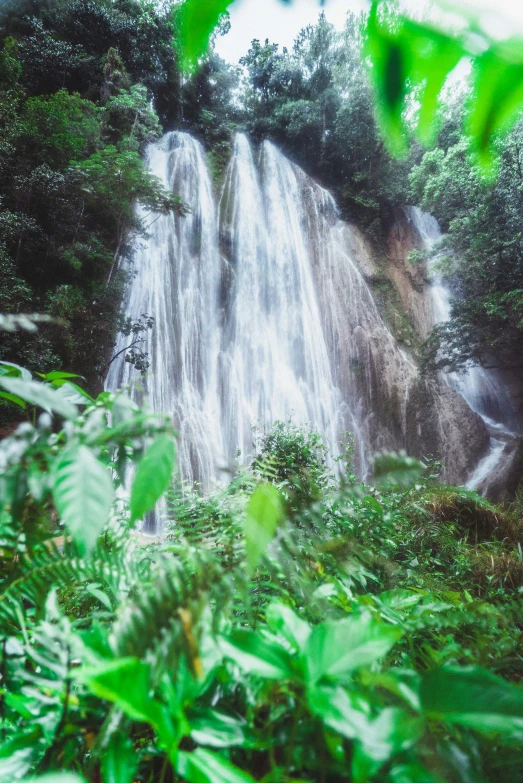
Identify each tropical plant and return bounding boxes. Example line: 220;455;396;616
1;367;522;782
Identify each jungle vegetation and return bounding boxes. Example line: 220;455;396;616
1;1;523;782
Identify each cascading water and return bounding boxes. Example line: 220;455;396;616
406;206;520;492
217;134;348;470
106;132;225;496
110;131;513;529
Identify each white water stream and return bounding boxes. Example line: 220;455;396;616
107;133;518;528
406;207;520;492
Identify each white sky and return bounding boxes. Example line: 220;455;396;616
215;0;523;64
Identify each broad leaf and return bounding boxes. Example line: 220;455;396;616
52;445;114;553
265;601;311;650
308;685;371;740
420;666;523;736
177;748;255;783
372;451;424;488
221;629;295;680
243;482;283;573
0;361;31;379
377;589;423;611
190;709;246;748
305;613;402;683
0;376;78;419
101;734;137;783
38;371;83;381
21;777;86;783
130;435;175;523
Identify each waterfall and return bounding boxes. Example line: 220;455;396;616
112;131;507;529
406;206;520;492
217;135;348;470
106;132;224;496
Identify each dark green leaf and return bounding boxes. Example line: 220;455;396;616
420;666;523;736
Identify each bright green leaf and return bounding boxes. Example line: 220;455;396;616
265;601;311;650
308;685;371;740
177;747;255;783
243;482;283;573
101;734;137;783
178;0;234;71
190;709;246;748
305;613;403;683
52;445;114;554
130;435;175;523
221;629;295;680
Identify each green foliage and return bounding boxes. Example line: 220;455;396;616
365;0;523;171
177;0;234;71
0;1;183;391
237;12;413;242
2;400;522;782
130;435;176;523
411;116;523;373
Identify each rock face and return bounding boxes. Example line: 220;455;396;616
386;208;435;340
385;208;523;497
405;378;490;485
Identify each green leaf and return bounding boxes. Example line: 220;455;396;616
101;734;137;783
84;584;113;610
377;589;422;611
38;371;83;381
305;613;402;683
52;445;114;554
265;601;311;650
371;451;424;488
190;709;246;748
351;708;424;783
177;748;255;783
0;376;78;419
0;361;31;379
79;658;179;751
221;629;295;680
356;707;424;762
178;0;234;71
468;42;523;170
389;762;441;783
420;666;523;736
78;657;162;725
130;435;175;523
243;482;283;573
21;776;86;783
0;729;42;783
308;685;371;740
0;391;26;408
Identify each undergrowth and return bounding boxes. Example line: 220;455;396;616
1;366;523;783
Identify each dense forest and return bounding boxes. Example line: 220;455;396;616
1;1;523;782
